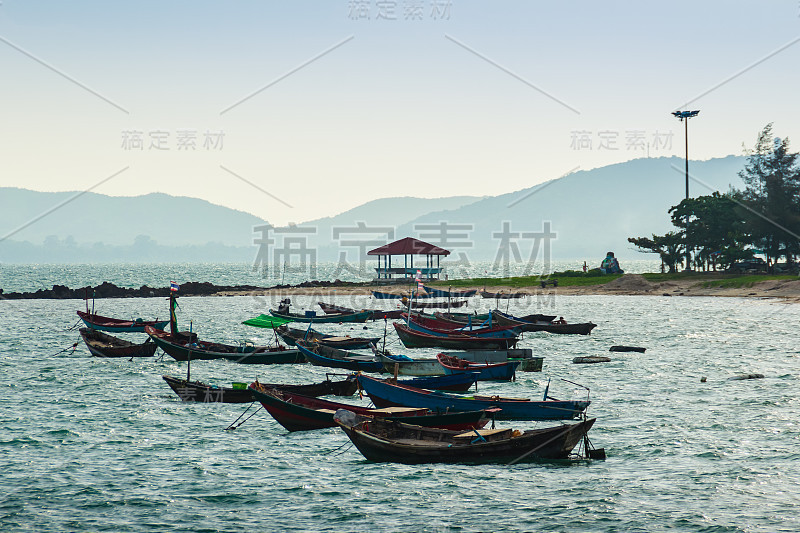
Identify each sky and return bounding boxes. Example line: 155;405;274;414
1;1;799;226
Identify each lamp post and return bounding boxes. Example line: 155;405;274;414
672;109;700;271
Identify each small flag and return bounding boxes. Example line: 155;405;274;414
415;269;422;281
170;281;179;292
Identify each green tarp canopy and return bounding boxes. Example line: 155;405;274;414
242;314;294;329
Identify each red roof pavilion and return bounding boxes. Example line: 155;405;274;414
368;237;449;280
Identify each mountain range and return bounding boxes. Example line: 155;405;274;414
0;155;747;263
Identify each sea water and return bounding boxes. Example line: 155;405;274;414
1;276;799;531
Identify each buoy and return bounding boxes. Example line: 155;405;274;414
609;345;646;353
728;373;765;381
573;356;611;364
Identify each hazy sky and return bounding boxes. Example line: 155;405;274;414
1;1;799;226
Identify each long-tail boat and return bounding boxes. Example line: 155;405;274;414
317;302;404;320
79;328;157;358
422;286;478;298
162;374;358;403
147;326;304;364
334;410;596;464
404;312;521;338
479;291;527;299
295;340;384;372
77;310;169;333
250;384;490;432
377;352;444;376
357;374;589;421
491;310;597;335
436;353;519;382
274;324;379;349
268;308;372;323
400;298;469;310
394;323;518;350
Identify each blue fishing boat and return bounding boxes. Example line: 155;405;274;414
372;290;432;300
357;374;589;421
396;372;480;392
422;286;478;298
436;353;519;382
295;340;384;372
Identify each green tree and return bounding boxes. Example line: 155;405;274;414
627;232;684;273
737;124;800;265
669;193;750;270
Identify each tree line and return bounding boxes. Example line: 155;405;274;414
629;124;800;273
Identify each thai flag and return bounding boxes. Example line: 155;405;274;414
170;281;179;292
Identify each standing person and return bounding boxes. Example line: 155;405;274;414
582;261;588;273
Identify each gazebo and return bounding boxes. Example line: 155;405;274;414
368;237;450;280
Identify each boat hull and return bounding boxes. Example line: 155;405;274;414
250;385;488;432
336;413;595;464
79;328;157;358
358;375;589;421
147;327;305;364
296;341;384;372
394;323;518;350
162;375;358;402
269;309;371;323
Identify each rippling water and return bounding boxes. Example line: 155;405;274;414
2;290;799;532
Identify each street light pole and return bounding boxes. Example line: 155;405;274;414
672;110;700;272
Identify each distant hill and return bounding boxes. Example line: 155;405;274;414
302;196;484;261
394;155;746;262
0;189;267;247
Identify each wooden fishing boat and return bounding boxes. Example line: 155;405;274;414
442;349;544;372
162;374;358;403
479;291;527;299
433;311;491;323
77;310;169;333
395;373;480;392
334;410;596;464
295;340;384;372
146;326;305;364
377;353;445;376
436;353;519;382
491;310;597;335
403;317;520;342
250;384;490;432
274;324;379;349
372;290;433;299
394;323;518;350
79;327;157;358
269;308;372;323
400;298;468;310
357;374;590;421
422;286;478;298
318;302;404;320
405;312;521;337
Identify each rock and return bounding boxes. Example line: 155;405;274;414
728;373;765;381
573;356;611;364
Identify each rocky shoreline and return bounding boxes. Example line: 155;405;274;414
0;279;364;300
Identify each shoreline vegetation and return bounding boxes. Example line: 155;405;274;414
2;272;799;301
